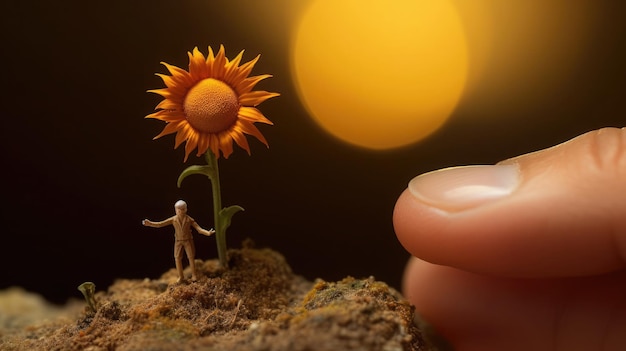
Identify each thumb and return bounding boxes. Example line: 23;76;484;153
393;127;626;277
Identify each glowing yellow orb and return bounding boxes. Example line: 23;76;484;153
291;0;468;149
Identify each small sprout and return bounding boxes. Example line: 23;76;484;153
78;282;97;313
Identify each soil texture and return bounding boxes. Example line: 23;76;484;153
1;242;438;351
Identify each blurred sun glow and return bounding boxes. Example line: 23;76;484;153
290;0;468;150
450;0;599;110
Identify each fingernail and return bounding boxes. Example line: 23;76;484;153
408;165;520;212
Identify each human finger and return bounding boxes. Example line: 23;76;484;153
393;127;626;277
403;257;626;351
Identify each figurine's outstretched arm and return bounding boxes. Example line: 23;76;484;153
193;222;215;237
142;216;175;228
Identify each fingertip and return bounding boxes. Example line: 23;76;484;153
393;190;428;257
393;128;626;277
393;187;493;272
393;189;457;266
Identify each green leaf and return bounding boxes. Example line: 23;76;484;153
177;165;215;188
218;205;244;232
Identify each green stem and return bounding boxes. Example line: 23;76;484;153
178;149;242;269
205;149;229;268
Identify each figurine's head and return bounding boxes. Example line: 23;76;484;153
174;200;187;217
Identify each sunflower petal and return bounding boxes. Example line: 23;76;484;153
155;73;176;88
155;99;180;110
209;134;220;159
235;74;272;95
188;47;208;80
161;62;190;79
174;124;193;148
196;133;210;157
238;106;274;125
218;132;234;159
147;88;172;98
153;121;184;139
145;110;185;122
184;132;199;162
239;91;280;107
231;125;251;155
224;50;245;85
145;110;166;119
212;45;227;79
239;120;269;147
147;89;185;105
160;62;194;88
205;46;216;76
231;54;259;84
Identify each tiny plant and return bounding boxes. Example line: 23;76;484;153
77;282;97;313
146;45;279;268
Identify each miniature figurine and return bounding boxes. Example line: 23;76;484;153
143;200;215;282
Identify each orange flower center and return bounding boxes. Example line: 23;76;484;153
183;78;239;133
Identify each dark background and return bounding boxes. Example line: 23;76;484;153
1;1;624;304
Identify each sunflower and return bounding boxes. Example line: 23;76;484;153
146;45;279;161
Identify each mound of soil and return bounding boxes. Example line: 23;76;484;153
1;242;437;351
